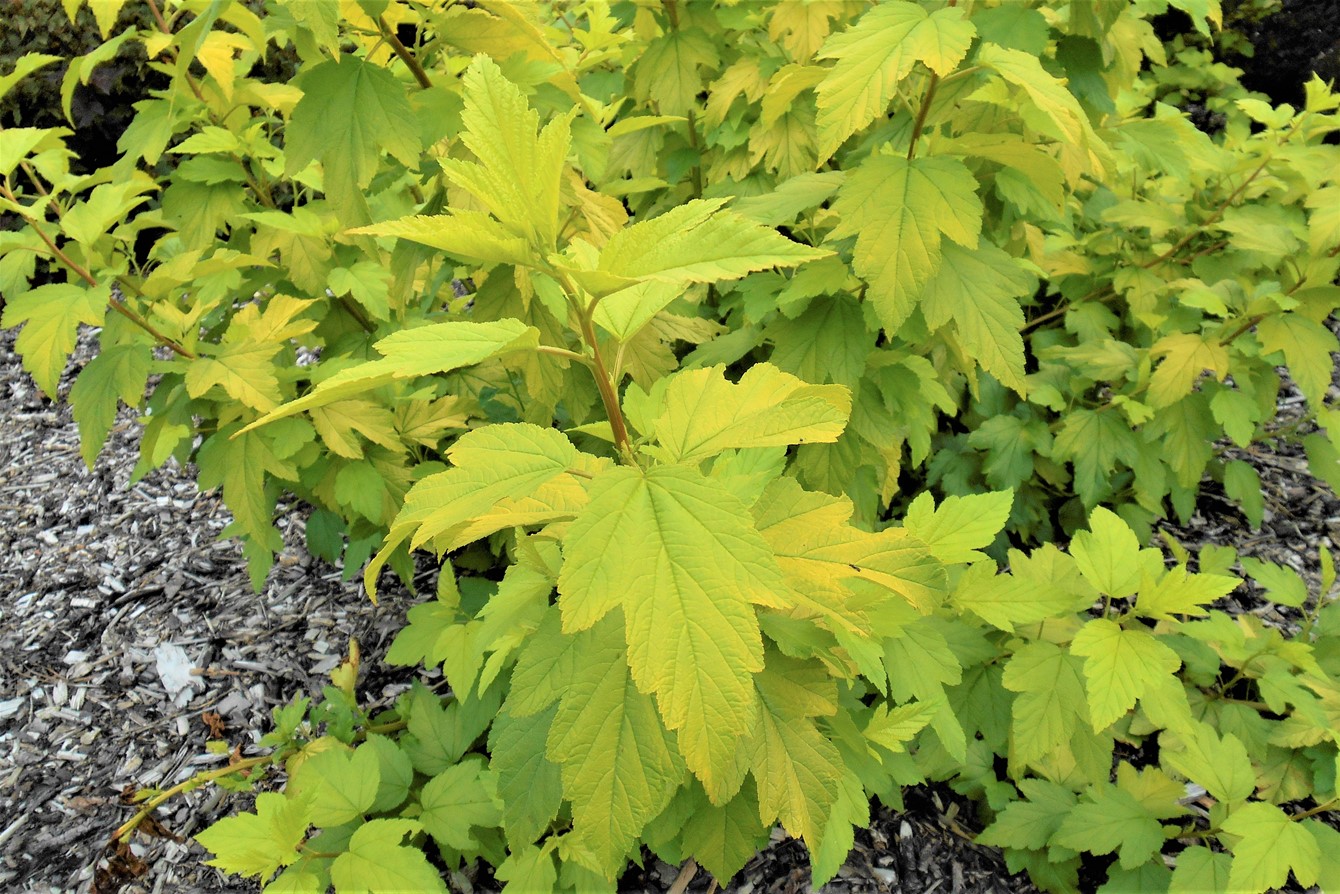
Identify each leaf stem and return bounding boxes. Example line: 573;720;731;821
1;182;196;359
1291;797;1339;820
535;344;593;365
552;272;635;462
111;753;277;843
907;71;942;161
685;110;704;198
377;16;433;90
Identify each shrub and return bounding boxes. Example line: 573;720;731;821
3;1;1339;892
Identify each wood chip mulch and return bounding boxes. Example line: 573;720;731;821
2;322;1336;894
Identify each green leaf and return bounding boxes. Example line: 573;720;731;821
954;544;1094;632
329;820;448;894
1223;460;1265;529
195;792;310;880
815;3;975;160
1070;619;1182;730
2;283;109;397
979;778;1079;851
420;757;503;852
902;490;1012;565
1071;507;1144;599
559;465;785;800
1135;566;1239;621
0;53;62;103
1170;846;1233;894
1223;803;1321;892
1002;640;1090;767
1239;557;1309;608
400;684;499;778
828;155;983;333
677;781;769;884
439;55;571;248
595;199;831;290
1053;408;1140;507
647;363;851;464
920;242;1035;395
364;733;413;814
1256;314;1339;407
242;320;538;430
285;56;421;219
766;293;870;388
293;744;380;826
546;616;685;877
69;343;151;468
489;705;564;846
1161;723;1255;806
1052;785;1165;870
197;424;293;547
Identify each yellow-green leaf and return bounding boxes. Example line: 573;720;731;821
902;489;1012;566
751;653;844;849
597;199;831;291
1223;803;1321;892
559;465;786;800
1;282;109;398
1070;619;1182;730
920;242;1034;395
1135;566;1239;621
1070;506;1144;600
647;363;851;464
828;155;983;333
329;820;448;894
815;3;975;160
366;423;579;596
754;476;945;620
1256;314;1339;408
185;341;282;412
195;792;310;880
1148;333;1230;409
547;616;685;877
241;319;538;431
1162;722;1256;806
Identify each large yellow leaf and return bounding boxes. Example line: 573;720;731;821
828;155;983;333
596;199;832;291
647;363;851;464
753;477;945;626
362;423;580;598
558;465;788;801
751;653;844;849
815;3;975;160
240;319;539;431
546;616;685;878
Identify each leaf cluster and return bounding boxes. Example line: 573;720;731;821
3;2;1339;893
